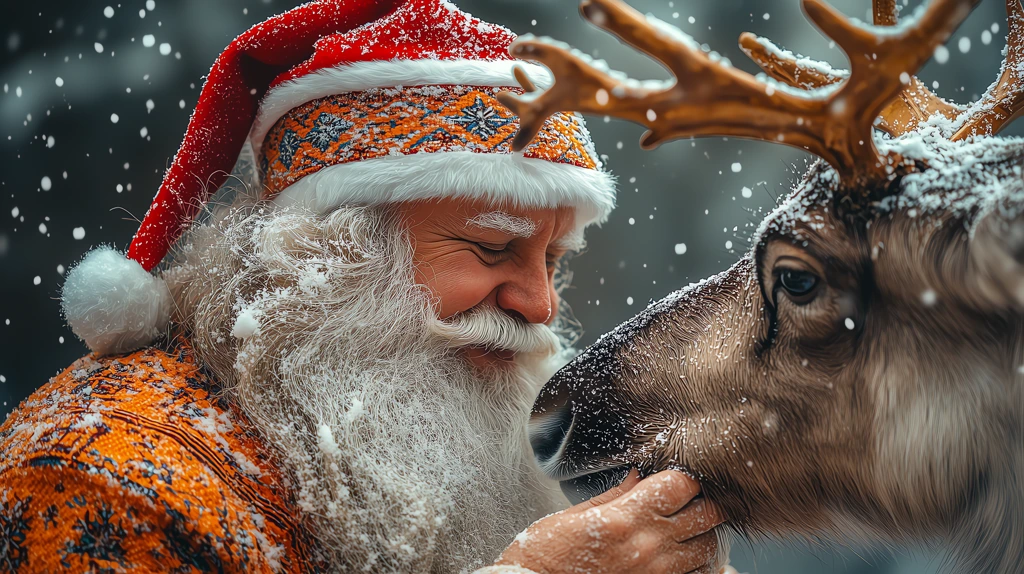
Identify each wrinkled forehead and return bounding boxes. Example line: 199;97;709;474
466;208;586;251
400;196;586;251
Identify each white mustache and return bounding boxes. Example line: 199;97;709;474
427;306;561;357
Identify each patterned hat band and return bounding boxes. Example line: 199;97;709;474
258;85;602;201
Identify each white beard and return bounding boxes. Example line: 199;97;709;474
166;203;572;573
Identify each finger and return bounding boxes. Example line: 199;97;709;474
663;497;727;542
615;469;701;517
568;468;642;513
656;530;719;574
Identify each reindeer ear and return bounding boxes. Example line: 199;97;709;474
970;206;1024;310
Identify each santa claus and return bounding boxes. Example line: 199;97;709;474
0;1;727;572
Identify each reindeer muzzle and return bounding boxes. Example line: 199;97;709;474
529;342;634;502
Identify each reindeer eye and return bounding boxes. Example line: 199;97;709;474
778;268;820;303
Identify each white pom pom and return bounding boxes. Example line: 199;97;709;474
61;247;171;355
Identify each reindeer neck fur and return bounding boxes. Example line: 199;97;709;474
767;128;1024;572
863;319;1023;572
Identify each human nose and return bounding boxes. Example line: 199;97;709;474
496;257;559;325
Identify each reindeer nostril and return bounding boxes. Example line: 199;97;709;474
529;402;574;464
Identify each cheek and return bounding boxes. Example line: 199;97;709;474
414;256;501;319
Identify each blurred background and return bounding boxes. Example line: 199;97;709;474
1;0;1019;571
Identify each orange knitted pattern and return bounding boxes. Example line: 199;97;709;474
259;85;600;197
0;342;316;573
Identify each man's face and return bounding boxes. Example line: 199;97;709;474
397;197;579;368
172;201;575;567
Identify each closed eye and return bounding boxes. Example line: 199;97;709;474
470;241;510;264
476;242;508;254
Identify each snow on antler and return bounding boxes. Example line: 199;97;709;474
741;0;1024;141
873;0;899;26
498;0;980;189
951;0;1024;140
738;14;964;139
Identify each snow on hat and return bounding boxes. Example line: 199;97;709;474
63;0;616;355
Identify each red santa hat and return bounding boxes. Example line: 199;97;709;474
62;0;615;355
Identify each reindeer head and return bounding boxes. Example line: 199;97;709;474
500;0;1024;566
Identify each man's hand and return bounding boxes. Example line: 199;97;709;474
493;469;728;574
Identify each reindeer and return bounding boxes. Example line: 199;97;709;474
498;0;1024;571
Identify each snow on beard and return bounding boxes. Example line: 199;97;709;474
165;201;572;572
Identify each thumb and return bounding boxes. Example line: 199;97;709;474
615;469;701;516
566;468;642;513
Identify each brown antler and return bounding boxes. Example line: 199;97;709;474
498;0;980;188
951;0;1024;140
873;0;898;26
738;0;963;137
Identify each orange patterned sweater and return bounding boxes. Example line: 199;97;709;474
0;342;317;573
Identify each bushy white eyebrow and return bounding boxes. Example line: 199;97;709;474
466;211;586;253
466;211;537;238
